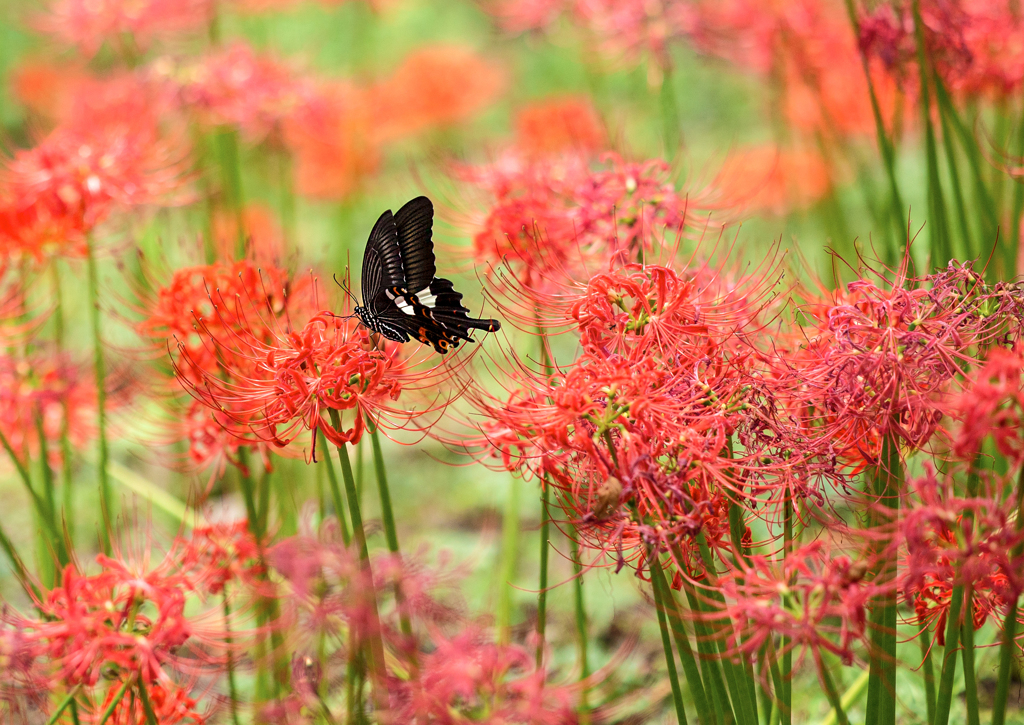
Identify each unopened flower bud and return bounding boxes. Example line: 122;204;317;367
594;476;623;519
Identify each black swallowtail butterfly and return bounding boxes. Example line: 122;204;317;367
352;196;501;355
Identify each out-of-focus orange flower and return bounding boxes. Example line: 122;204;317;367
514;96;605;157
9;61;90;123
285;82;380;201
713;145;832;215
371;45;505;141
212;203;285;266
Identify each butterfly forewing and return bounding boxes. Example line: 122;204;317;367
363;209;405;314
393;196;436;294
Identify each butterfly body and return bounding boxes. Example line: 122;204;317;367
354;197;500;354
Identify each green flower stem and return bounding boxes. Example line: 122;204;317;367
45;686;80;725
97;677;133;725
86;238;113;554
51;262;75;542
236;448;261;539
696;534;760;725
650;552;690;725
911;0;952;265
648;547;716;725
919;622;937;724
137;678;160;725
844;0;906;256
959;591;980;725
34;408;68;573
214;127;246;258
991;464;1024;725
327;409;389;714
224;589;242;725
317;427;351;545
933;584;965;725
0;426;64;563
818;657;849;725
536;480;551;668
681;581;731;724
865;435;902;725
659;63;681;158
782;496;793;725
570;524;591;723
816;670;869;725
0;520;41;602
1008;102;1024;276
366;420;412;639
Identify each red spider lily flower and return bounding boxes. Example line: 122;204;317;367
691;0;903;140
370;45;505;142
953;345;1024;464
514;96;606;158
483;0;568;34
18;551;210;687
37;0;213;58
101;678;208;725
179;520;265;595
900;466;1024;642
703;541;880;667
712;145;833;215
575;0;696;70
178;399;251;477
394;624;578;724
774;260;1009;469
176;311;416;449
154;43;316;142
0;623;47;724
138;258;315;385
0;351;97;469
458;151;719;288
284;81;380;201
859;0;1024;101
1;87;189;260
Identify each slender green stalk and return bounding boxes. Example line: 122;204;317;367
214;127;246;258
318;427;351;545
844;0;907;256
536;480;551;667
236;448;261;539
136;679;160;725
682;580;732;724
918;622;937;724
570;524;591;723
0;520;41;602
933;584;965;725
46;686;81;725
935;91;974;261
651;552;690;725
696;535;760;725
959;591;981;725
992;464;1024;725
782;497;793;725
817;657;850;725
86;238;113;554
911;0;952;266
256;466;271;537
865;435;902;725
0;426;64;562
51;262;75;542
224;590;242;725
649;551;717;725
816;671;869;725
367;422;412;639
1007;101;1024;277
327;409;389;714
97;677;134;725
34;408;68;573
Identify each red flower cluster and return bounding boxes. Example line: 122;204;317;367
859;0;1024;100
459;151;718;287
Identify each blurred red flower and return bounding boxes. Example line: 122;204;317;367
515;96;606;158
713;145;832;215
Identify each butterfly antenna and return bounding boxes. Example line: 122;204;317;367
333;272;360;305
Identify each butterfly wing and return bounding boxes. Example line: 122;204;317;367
362;208;405;316
393;196;436;294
